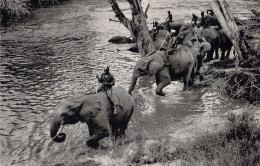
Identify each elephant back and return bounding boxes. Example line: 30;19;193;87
169;20;185;30
106;86;135;110
202;27;220;46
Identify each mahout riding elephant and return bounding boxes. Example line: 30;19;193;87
128;47;196;96
50;86;135;148
108;36;135;44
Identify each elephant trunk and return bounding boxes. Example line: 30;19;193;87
50;115;66;143
128;73;138;95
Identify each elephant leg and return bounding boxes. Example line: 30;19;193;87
183;65;194;91
196;56;203;75
155;68;171;96
215;48;219;59
87;122;95;137
86;127;108;149
189;68;195;86
220;48;225;60
205;48;214;62
226;48;231;59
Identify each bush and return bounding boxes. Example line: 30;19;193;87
0;0;29;23
0;0;61;24
179;111;260;166
121;111;260;166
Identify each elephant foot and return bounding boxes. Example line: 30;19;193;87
183;86;189;91
87;140;99;149
156;91;166;96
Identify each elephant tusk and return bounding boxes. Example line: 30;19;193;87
52;124;64;139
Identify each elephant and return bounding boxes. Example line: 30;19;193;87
199;13;233;61
108;36;135;44
157;20;186;35
128;47;196;96
172;27;211;74
199;27;220;61
200;15;233;60
176;26;219;62
50;86;135;148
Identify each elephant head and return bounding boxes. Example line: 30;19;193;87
50;103;83;143
128;51;166;94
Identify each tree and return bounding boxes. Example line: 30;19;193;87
108;0;156;56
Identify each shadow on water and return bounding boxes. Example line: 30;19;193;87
0;0;259;165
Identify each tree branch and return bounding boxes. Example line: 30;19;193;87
109;18;120;22
108;0;131;29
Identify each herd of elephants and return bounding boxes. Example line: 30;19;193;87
50;9;233;149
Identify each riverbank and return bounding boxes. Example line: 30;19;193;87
223;12;260;104
0;0;69;25
117;110;260;166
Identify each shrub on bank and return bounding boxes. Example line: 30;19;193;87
0;0;29;23
0;0;62;24
122;111;260;166
181;111;260;166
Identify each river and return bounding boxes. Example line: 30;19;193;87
0;0;259;165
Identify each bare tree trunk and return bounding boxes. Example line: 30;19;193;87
108;0;156;56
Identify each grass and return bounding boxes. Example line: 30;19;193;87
117;111;260;166
179;111;260;166
0;0;62;24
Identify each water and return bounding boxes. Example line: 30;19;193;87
0;0;259;165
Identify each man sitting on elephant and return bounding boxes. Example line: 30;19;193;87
151;21;160;41
166;11;173;32
96;66;118;114
96;66;115;92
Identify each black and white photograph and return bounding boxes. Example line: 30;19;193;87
0;0;260;165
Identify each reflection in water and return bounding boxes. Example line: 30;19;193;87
0;0;259;165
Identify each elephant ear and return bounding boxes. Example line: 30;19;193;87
62;103;83;117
